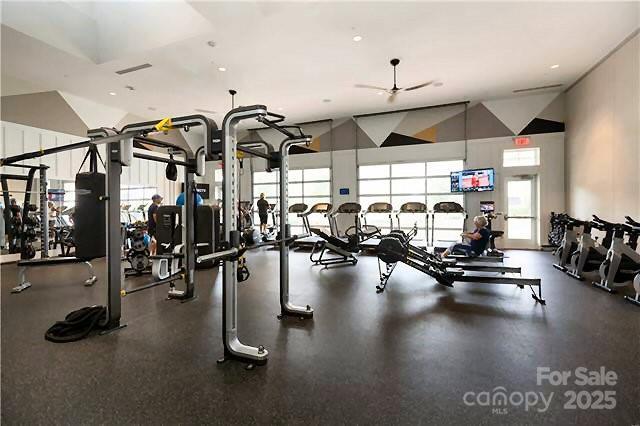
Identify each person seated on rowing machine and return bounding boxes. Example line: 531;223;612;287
441;215;490;258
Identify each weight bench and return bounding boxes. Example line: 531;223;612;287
12;257;98;293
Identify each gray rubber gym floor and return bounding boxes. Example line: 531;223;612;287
1;249;638;424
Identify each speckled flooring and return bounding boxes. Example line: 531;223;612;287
1;249;638;424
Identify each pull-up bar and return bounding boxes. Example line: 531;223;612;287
132;152;191;167
0;131;140;167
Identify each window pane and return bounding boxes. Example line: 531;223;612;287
427;160;464;176
508;218;532;239
144;188;157;199
363;213;393;228
289;169;303;182
303;168;330;181
289;183;303;196
391;162;425;177
214;168;223;182
304;182;330;196
433;229;463;243
427;194;464;210
426;177;451;193
359;164;390;179
507;180;532;216
396;213;427;228
391;195;426;210
503;148;540;167
360;179;389;195
254;171;277;183
289;196;304;206
288;213;304;228
359;196;391;211
391;178;425;194
432;214;466;229
129;188;144;200
304;197;331;212
254;184;278;198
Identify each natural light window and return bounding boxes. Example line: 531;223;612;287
358;160;465;241
503;148;540;167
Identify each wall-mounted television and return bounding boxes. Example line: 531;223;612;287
451;168;495;193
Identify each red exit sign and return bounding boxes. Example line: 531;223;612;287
513;136;531;146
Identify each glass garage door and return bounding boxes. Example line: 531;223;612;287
253;168;331;234
358;160;464;242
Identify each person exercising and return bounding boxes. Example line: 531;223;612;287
148;194;162;255
256;193;269;234
441;215;490;258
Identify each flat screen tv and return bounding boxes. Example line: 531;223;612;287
450;168;495;193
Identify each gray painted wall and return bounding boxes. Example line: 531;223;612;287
565;32;640;222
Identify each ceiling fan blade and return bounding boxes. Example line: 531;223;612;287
355;84;389;91
403;81;434;91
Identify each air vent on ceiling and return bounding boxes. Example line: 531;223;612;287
195;108;216;114
513;84;563;94
115;63;152;75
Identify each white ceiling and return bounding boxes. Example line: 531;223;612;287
1;1;638;125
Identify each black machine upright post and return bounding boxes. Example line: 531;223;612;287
39;166;48;258
104;139;125;331
182;167;196;299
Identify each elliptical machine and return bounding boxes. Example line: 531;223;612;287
566;215;614;281
593;216;640;296
552;215;583;272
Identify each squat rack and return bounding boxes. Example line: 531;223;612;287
0;115;215;332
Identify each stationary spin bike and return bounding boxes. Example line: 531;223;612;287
552;215;583;272
566;215;614;281
593;216;640;301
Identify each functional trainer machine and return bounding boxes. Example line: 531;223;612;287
2;115;214;333
199;105;314;368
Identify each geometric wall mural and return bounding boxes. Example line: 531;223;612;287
2;89;566;157
239;92;565;155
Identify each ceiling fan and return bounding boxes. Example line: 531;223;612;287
355;58;434;103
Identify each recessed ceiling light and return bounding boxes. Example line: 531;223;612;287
322;99;331;103
434;82;443;87
218;67;226;72
125;85;135;91
550;64;560;69
109;92;116;96
377;91;383;95
207;41;216;48
148;107;156;111
278;107;284;111
353;35;363;42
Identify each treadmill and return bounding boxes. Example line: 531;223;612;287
294;202;333;248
